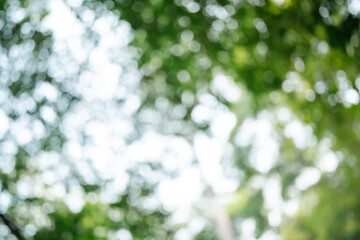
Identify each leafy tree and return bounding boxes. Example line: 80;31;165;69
1;0;360;239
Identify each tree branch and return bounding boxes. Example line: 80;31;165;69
0;213;26;240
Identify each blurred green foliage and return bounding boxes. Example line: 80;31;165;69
0;0;360;239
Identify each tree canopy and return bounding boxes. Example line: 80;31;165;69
0;0;360;239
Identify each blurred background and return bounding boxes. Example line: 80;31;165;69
0;0;360;239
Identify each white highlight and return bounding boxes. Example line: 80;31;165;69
295;168;321;190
